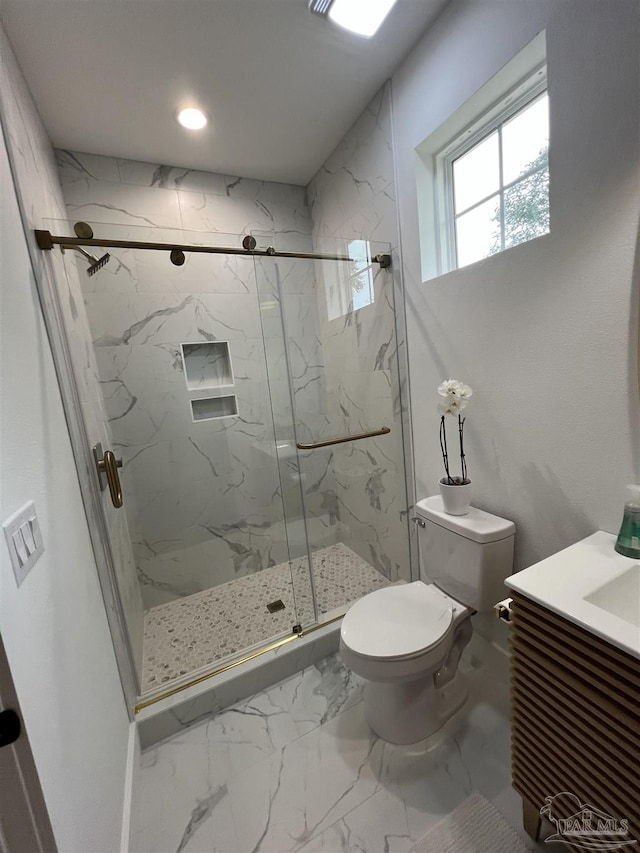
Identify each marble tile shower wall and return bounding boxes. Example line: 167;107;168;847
56;151;336;609
307;83;414;581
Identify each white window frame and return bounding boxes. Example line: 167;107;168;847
435;73;548;272
414;30;548;282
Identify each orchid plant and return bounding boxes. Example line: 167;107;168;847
438;379;472;485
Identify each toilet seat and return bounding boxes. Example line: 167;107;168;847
341;581;453;660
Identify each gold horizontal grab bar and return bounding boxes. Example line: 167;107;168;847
296;426;390;450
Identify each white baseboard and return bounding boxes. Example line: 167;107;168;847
120;721;140;853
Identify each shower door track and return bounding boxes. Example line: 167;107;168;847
134;613;345;714
34;229;392;268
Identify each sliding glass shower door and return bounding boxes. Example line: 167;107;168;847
46;215;410;704
52;219;315;696
254;235;412;624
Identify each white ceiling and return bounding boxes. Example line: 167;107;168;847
0;0;448;185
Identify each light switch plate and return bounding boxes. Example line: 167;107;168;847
3;501;44;587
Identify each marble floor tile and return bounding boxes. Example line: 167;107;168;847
131;639;541;853
296;787;422;853
226;701;386;853
141;542;389;692
131;652;363;853
132;744;238;853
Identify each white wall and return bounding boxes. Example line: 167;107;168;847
392;0;640;570
0;24;131;852
0;21;145;681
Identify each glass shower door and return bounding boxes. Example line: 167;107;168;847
253;236;318;632
254;235;411;625
51;218;317;696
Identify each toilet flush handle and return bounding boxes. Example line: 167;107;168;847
412;517;426;528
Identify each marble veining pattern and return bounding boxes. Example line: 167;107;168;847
55;148;413;631
130;638;542;853
307;85;415;585
142;543;389;692
56;151;325;612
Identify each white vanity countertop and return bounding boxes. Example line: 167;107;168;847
505;530;640;660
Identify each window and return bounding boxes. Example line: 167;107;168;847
449;91;549;269
325;239;375;320
415;31;549;281
349;239;375;312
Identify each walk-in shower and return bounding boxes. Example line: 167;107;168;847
36;219;412;709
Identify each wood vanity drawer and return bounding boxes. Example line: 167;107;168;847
510;592;640;844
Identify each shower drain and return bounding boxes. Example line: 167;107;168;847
266;599;285;613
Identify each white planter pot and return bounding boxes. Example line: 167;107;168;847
439;478;472;516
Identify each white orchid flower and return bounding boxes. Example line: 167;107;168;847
437;379;472;415
438;379;461;397
438;379;472;485
438;397;461;415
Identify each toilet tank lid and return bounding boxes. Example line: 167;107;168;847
415;496;515;544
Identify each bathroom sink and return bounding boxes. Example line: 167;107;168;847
505;531;640;659
584;565;640;627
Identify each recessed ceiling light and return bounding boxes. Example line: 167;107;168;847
176;107;208;130
309;0;398;37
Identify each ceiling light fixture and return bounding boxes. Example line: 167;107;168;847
308;0;398;37
176;107;208;130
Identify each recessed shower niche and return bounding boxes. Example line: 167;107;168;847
190;394;238;422
181;341;234;390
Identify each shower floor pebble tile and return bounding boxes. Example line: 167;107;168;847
141;543;389;692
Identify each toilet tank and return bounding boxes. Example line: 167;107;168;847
414;496;515;611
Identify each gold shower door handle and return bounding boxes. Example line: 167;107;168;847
296;426;390;450
93;443;124;508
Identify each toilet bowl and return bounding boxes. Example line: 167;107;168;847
340;496;515;744
340;581;473;743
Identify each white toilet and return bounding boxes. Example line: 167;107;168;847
340;495;515;744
